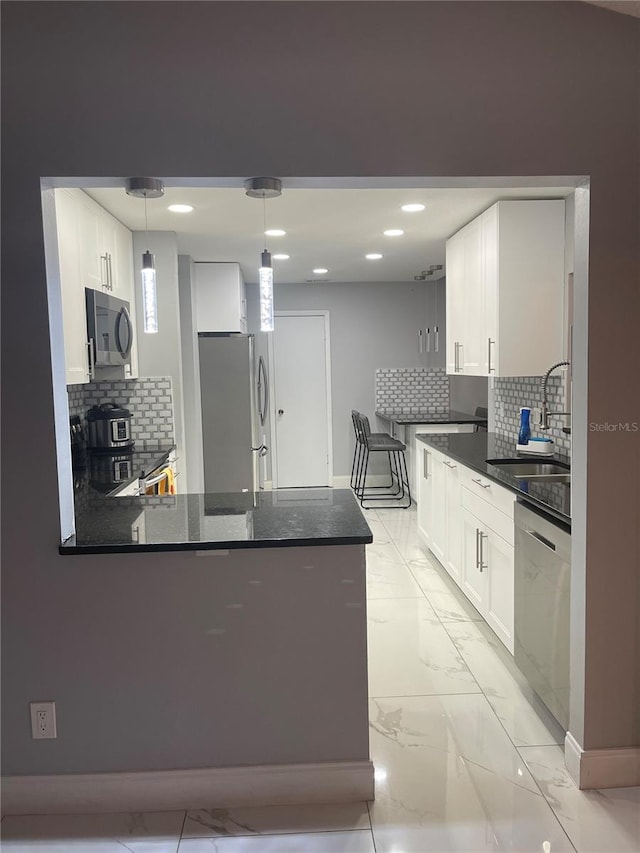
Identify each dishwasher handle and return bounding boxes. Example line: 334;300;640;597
524;528;557;552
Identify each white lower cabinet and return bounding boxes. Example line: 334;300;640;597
416;440;515;654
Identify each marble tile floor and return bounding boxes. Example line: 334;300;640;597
3;506;639;852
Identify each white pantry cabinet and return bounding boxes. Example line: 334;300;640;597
194;262;247;333
446;200;565;377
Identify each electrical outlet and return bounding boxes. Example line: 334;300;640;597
30;701;57;739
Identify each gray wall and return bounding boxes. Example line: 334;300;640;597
249;279;432;477
132;231;189;490
1;1;638;776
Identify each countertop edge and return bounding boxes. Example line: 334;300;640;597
59;533;374;555
416;433;571;527
376;410;487;425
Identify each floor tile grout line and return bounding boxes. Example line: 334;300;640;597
513;745;580;853
365;802;378;853
177;809;187;847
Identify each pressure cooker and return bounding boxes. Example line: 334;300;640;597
87;402;134;451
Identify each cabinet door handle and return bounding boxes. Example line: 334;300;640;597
454;342;459;372
101;253;109;289
423;449;429;480
471;477;491;489
479;531;488;572
435;325;439;353
426;327;431;353
418;329;423;354
108;253;113;291
475;528;480;568
488;338;495;373
443;460;457;469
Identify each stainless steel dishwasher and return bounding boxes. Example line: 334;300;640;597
514;500;571;730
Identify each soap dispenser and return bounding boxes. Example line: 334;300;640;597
518;407;531;446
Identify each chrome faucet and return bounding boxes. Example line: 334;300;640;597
540;361;571;430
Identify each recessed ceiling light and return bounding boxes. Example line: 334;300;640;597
313;268;329;274
167;204;194;213
383;229;404;237
401;203;425;213
273;254;290;260
265;229;286;237
366;253;383;260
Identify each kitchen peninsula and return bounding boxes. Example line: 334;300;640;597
52;487;375;812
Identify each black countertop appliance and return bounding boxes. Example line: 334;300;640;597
87;402;134;451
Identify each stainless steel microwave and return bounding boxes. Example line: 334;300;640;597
85;288;133;368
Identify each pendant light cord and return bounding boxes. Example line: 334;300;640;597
263;194;268;252
144;192;149;251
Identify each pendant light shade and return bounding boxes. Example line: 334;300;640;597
126;177;164;334
141;251;158;334
259;250;274;332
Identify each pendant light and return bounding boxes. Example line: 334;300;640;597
126;177;165;334
245;177;282;332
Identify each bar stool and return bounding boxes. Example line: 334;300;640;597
351;411;411;509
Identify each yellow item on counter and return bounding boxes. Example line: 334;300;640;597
158;467;176;495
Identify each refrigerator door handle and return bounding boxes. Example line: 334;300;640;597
257;355;268;426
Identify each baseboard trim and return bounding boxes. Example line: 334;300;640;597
565;731;640;789
1;759;375;815
333;475;393;489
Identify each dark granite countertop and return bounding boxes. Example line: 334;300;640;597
61;488;373;555
416;432;571;527
376;409;487;426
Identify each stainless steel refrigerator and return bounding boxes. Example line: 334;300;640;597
198;333;268;493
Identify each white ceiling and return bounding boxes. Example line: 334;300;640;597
86;184;574;286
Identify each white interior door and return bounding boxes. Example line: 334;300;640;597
270;312;332;488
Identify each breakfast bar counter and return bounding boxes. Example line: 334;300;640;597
60;487;373;554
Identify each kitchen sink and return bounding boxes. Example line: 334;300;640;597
486;458;571;482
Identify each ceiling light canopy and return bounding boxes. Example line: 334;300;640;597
168;204;194;213
244;177;282;199
384;229;404;237
401;203;425;212
265;229;286;237
366;253;383;260
313;268;329;275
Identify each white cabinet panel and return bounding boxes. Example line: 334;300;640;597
460;506;485;611
194;262;247;333
444;458;462;584
429;451;446;565
485;530;515;654
54;189;90;385
446;200;565;377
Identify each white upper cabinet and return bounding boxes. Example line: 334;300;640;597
194;262;247;333
446;200;566;377
54;189;137;384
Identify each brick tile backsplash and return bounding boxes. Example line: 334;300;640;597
67;377;175;446
376;367;450;414
493;372;571;454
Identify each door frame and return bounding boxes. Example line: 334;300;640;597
267;309;333;489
